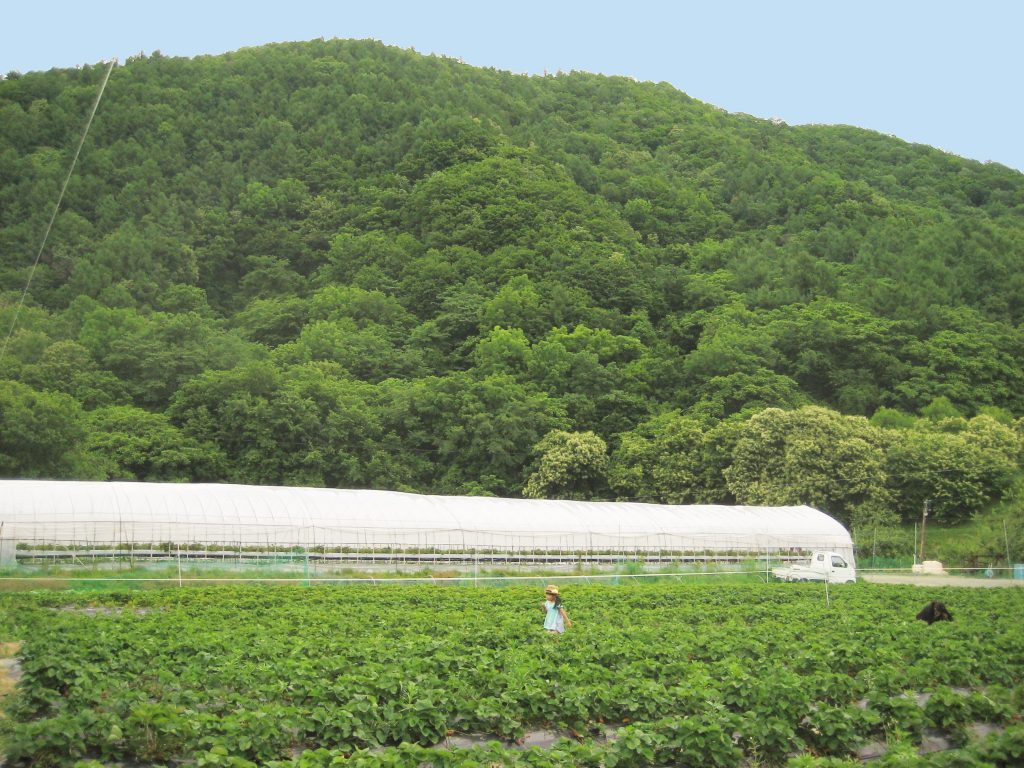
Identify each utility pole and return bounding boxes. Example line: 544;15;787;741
920;499;929;562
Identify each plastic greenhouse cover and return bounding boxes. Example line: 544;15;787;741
0;480;854;562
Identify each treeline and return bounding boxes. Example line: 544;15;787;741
1;40;1023;530
2;338;1020;531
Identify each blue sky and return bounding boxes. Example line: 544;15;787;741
3;0;1022;172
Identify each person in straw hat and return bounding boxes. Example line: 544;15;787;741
542;584;572;633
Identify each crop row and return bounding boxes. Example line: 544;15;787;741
1;583;1022;766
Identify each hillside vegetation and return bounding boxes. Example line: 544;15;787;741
1;40;1022;532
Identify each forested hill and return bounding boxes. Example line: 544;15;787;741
2;39;1023;529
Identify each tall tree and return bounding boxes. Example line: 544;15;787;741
724;407;894;528
524;430;609;500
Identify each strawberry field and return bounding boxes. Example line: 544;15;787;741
1;583;1023;767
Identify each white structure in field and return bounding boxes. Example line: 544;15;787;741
0;480;855;563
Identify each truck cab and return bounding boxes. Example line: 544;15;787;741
772;551;856;584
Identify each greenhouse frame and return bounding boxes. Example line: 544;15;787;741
0;480;855;567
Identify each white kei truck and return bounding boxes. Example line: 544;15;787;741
772;551;857;584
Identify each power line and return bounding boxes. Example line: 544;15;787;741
0;59;115;368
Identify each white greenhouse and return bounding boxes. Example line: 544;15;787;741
0;480;855;567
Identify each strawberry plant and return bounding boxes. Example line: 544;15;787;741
736;711;802;766
867;692;927;741
963;686;1015;724
1;582;1022;767
797;704;877;757
122;701;197;761
924;686;972;732
972;723;1024;768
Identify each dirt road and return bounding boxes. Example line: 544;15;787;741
862;573;1023;588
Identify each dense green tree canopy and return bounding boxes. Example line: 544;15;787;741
1;39;1022;528
524;429;609;500
724;407;894;528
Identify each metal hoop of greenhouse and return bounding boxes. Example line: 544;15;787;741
0;480;855;569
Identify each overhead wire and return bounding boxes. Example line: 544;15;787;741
0;59;116;369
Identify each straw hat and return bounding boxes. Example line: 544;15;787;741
545;584;559;595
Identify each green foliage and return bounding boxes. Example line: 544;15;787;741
167;362;382;488
724;407;894;527
797;704;876;757
85;405;225;481
922;397;965;422
3;583;1024;767
607;411;707;503
973;724;1024;767
871;408;918;430
18;339;129;408
1;39;1023;516
0;379;95;477
883;416;1020;524
523;429;609;500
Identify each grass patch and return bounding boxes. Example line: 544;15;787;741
0;559;774;591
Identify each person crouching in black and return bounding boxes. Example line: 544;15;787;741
917;600;953;624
